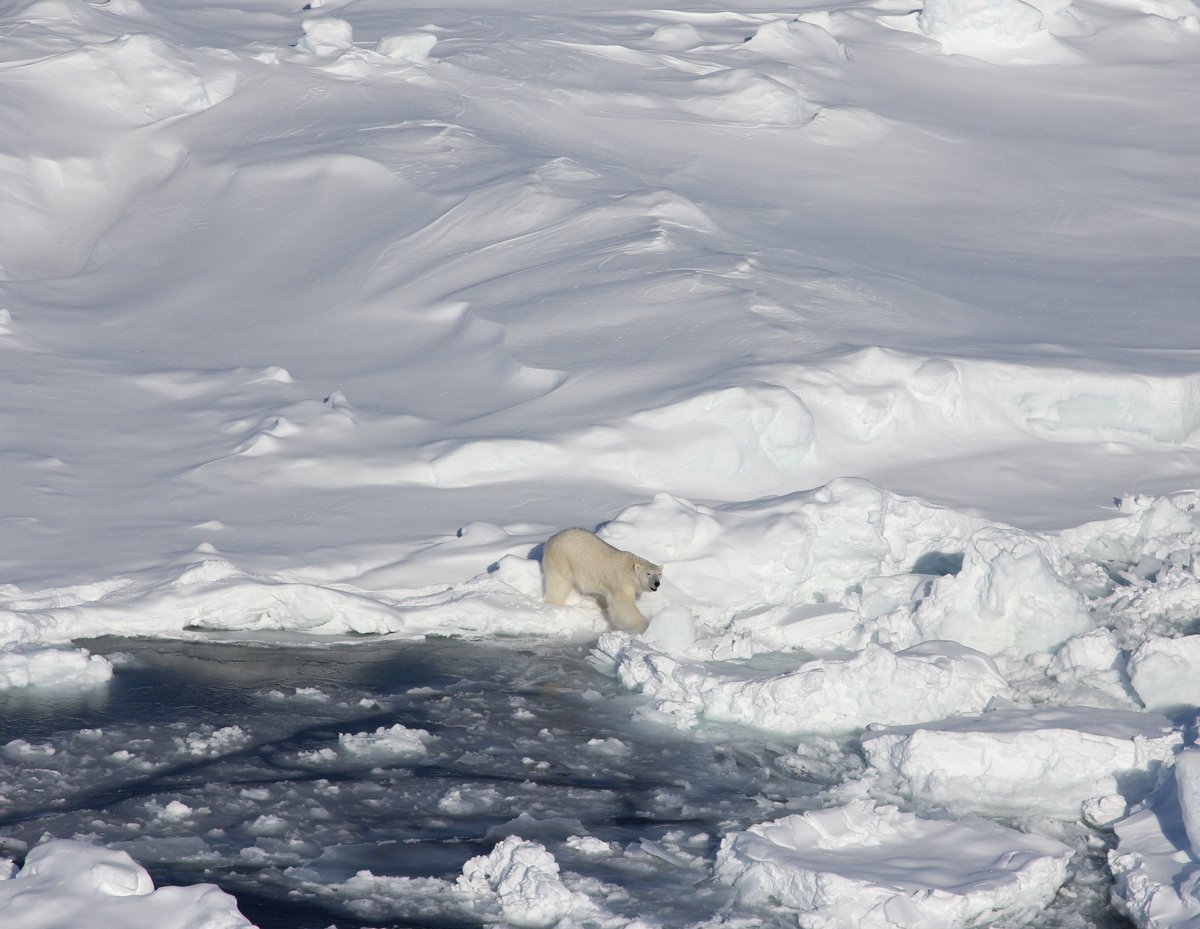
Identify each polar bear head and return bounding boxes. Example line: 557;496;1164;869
632;559;663;593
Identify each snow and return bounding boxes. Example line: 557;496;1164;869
3;0;1200;924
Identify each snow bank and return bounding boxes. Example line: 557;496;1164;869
5;482;1200;742
401;351;1200;503
600;480;986;627
0;839;253;929
596;635;1007;735
0;553;569;642
715;801;1072;929
862;706;1180;821
918;0;1045;49
585;483;1200;740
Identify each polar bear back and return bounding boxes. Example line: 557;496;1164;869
543;528;655;594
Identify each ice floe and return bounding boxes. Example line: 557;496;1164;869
861;706;1181;822
596;635;1008;735
715;800;1073;929
0;839;253;929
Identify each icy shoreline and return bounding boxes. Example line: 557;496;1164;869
5;483;1200;928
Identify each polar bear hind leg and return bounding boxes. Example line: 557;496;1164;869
543;565;574;606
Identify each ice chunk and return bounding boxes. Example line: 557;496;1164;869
1176;750;1200;860
1110;768;1200;929
918;0;1045;47
458;836;581;928
675;68;820;127
862;706;1180;820
298;18;355;56
0;839;253;928
597;636;1007;735
715;801;1071;929
1128;635;1200;711
1047;629;1131;705
173;725;251;757
333;723;431;761
376;32;438;62
894;526;1092;657
0;646;112;690
296;723;431;766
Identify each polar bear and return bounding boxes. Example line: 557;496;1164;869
542;528;662;633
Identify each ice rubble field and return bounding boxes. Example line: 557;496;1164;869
3;0;1200;924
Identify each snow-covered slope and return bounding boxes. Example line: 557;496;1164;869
3;0;1200;925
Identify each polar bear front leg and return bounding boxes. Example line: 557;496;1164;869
543;568;574;606
606;593;648;633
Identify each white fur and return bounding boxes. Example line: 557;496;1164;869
542;528;662;633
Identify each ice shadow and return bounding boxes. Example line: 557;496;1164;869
911;551;964;576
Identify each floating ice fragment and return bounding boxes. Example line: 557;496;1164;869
565;835;617;858
458;836;580;928
336;723;431;761
438;786;501;815
0;646;112;690
173;725;250;757
2;738;56;760
296;723;431;766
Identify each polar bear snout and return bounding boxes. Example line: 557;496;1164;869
635;563;662;593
